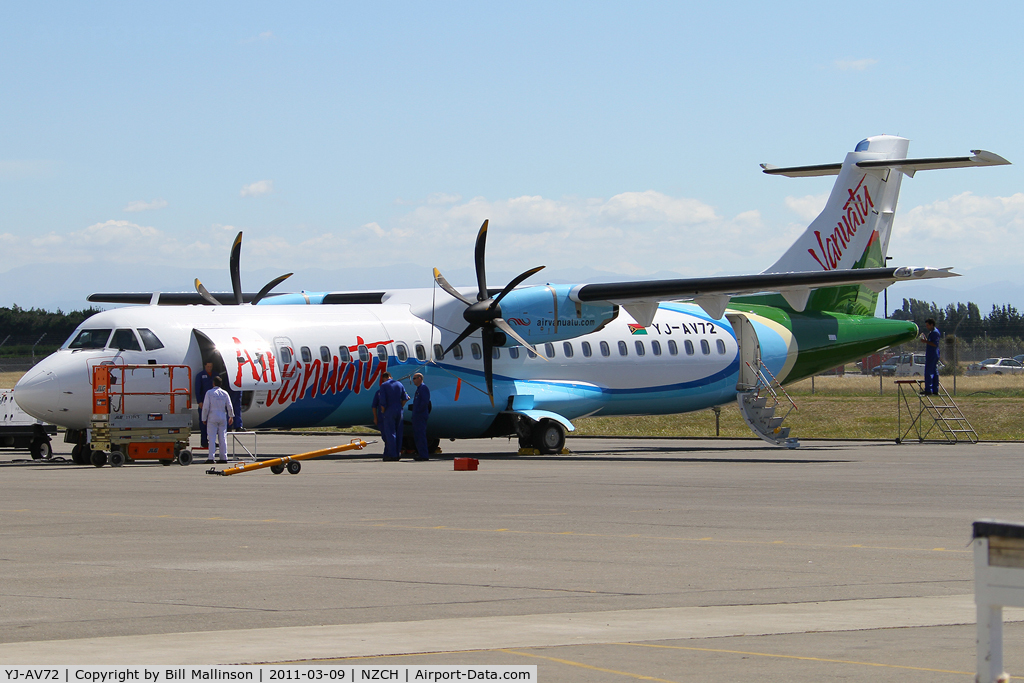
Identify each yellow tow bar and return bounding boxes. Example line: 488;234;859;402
207;439;371;476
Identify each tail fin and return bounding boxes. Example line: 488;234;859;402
753;135;1008;315
760;135;908;315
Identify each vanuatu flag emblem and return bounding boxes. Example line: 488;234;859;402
628;324;648;335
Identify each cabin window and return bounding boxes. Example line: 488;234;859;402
526;347;537;359
491;346;499;359
471;343;482;360
357;345;370;362
110;329;141;351
452;344;463;360
668;339;678;355
600;341;610;357
582;341;592;357
338;346;351;362
544;343;555;358
618;340;628;356
300;346;312;363
716;339;727;354
396;343;408;362
700;339;710;355
563;342;574;358
509;347;520;359
138;328;164;351
433;344;444;361
684;340;694;355
651;340;661;356
320;346;331;363
279;346;294;366
635;340;645;356
415;344;427;361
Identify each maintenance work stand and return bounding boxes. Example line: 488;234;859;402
895;379;978;444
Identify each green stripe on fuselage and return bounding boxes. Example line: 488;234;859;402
728;303;918;383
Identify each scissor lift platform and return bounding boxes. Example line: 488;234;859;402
89;364;195;467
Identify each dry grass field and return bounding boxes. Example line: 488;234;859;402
3;369;1022;440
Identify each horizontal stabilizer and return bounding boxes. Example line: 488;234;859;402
762;149;1010;178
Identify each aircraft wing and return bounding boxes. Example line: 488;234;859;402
569;266;957;324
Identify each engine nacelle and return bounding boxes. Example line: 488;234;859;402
495;285;617;345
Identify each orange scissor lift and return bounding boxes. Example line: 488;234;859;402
89;364;195;467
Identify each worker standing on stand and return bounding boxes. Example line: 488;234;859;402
921;318;941;396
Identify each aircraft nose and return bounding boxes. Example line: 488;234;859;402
14;368;60;422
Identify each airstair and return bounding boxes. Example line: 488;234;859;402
737;360;800;448
895;379;978;444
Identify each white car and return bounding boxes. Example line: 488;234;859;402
967;358;1024;376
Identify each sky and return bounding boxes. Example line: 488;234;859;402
2;1;1023;314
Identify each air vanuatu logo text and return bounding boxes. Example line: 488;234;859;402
808;174;875;271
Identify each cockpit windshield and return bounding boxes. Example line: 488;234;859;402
67;329;112;349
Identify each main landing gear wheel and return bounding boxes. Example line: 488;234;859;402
71;444;86;465
532;420;565;455
90;450;107;468
270;464;285;475
286;461;301;474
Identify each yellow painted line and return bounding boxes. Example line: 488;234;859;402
500;649;680;682
617;642;971;675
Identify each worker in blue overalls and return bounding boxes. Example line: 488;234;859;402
194;361;216;451
379;372;409;462
921;318;941;396
410;372;431;461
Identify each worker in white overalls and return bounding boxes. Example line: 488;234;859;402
201;376;234;463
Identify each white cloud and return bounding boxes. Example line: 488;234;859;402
784;193;829;221
240;180;274;197
892;192;1024;268
124;199;168;212
835;58;878;71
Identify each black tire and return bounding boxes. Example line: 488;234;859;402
270;464;285;474
109;452;125;467
161;459;173;466
287;461;301;475
29;439;52;460
90;450;107;468
71;444;86;465
532;420;565;455
518;434;533;449
177;450;193;466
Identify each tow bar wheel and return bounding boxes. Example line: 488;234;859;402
287;461;301;474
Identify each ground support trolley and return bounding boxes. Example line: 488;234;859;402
88;364;194;467
1;389;57;459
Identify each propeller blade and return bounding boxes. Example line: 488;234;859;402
433;268;473;305
443;324;481;356
491;265;546;309
493;318;546;360
481;326;495;406
229;231;243;305
194;278;222;306
251;273;293;305
473;219;489;301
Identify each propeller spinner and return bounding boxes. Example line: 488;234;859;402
433;220;546;405
194;232;293;306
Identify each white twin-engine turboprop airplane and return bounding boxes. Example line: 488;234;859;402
14;135;1009;462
